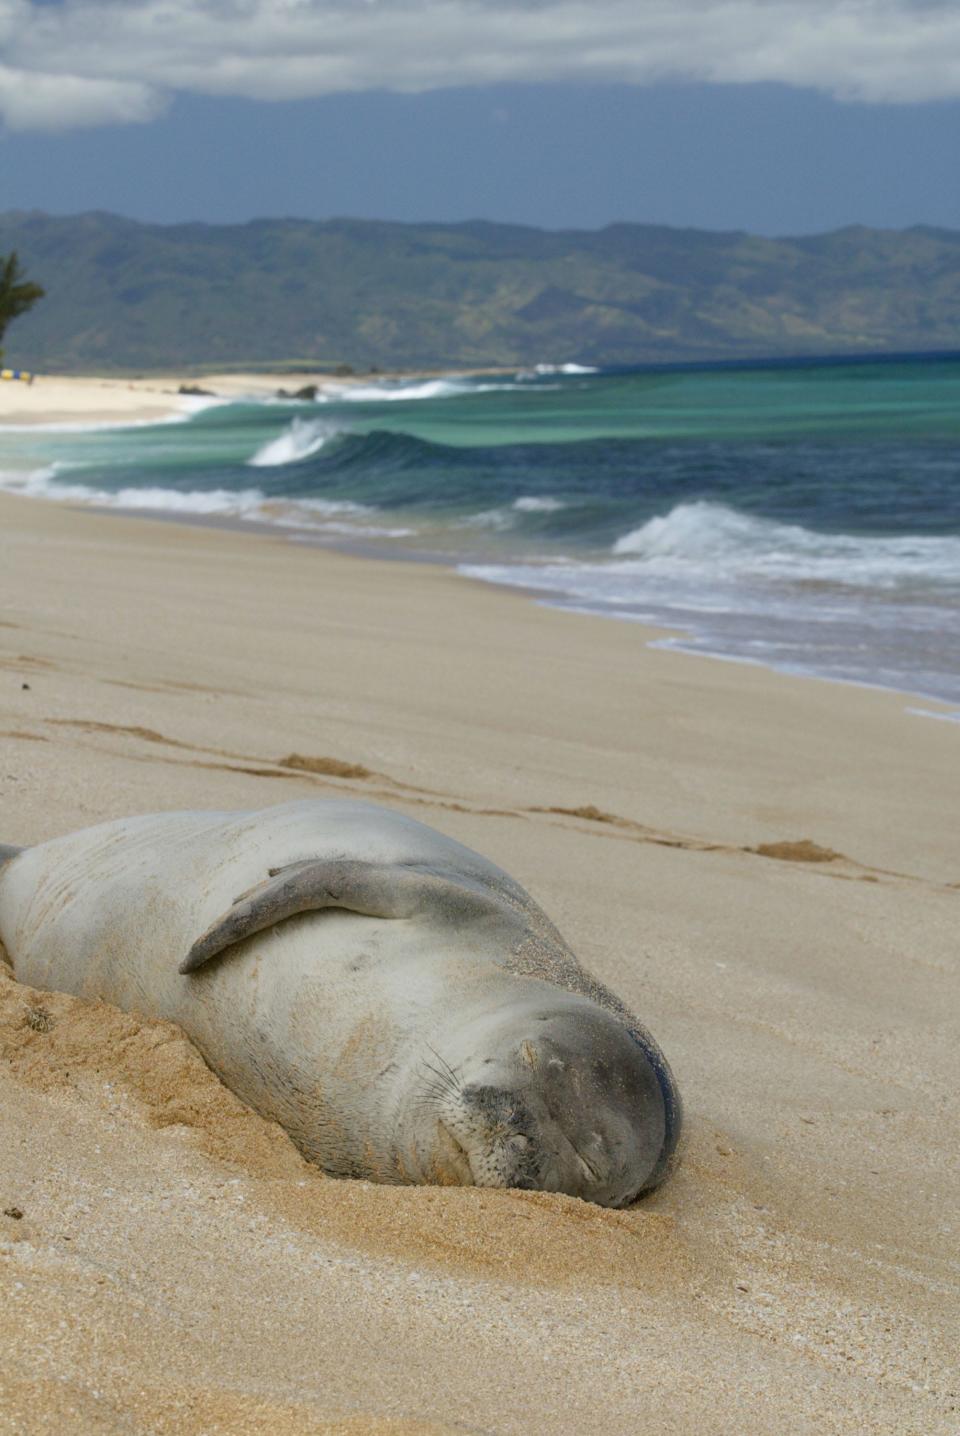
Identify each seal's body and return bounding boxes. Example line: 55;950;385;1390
0;800;680;1206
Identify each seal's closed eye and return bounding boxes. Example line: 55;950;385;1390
178;858;519;975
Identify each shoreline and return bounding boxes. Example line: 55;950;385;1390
1;486;957;1431
68;495;960;718
0;365;517;427
2;483;956;864
2;362;959;715
2;472;959;718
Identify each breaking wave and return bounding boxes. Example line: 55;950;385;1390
249;417;339;466
531;362;599;375
331;376;523;403
459;500;960;702
611;501;960;591
513;495;566;513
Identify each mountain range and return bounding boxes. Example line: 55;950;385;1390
2;210;959;372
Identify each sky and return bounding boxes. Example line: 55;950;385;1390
1;0;959;235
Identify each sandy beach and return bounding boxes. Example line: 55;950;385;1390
0;374;193;427
0;370;503;427
0;445;958;1433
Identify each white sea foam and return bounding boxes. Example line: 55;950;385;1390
532;362;598;376
513;495;566;513
906;707;960;724
459;499;960;703
0;463;413;537
249;417;338;467
4;465;274;517
288;522;416;540
229;374;527;407
460;508;514;530
0;463;62;495
333;378;475;403
611;501;960;591
458;496;567;529
327;376;525;403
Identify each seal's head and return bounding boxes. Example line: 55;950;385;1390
407;998;681;1208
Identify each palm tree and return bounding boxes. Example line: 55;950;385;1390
0;252;44;362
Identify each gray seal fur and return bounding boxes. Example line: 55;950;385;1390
0;799;681;1205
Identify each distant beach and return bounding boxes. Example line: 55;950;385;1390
0;368;398;425
0;365;520;426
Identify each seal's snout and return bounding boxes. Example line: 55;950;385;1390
503;1016;680;1206
452;1083;543;1190
430;1012;681;1208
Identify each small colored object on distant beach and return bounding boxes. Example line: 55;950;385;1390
1;368;34;384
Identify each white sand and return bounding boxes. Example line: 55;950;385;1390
0;368;496;427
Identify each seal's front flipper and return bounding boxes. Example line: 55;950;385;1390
179;858;519;974
0;844;23;871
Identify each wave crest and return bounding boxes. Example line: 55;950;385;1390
613;501;960;589
532;362;598;376
249;417;339;467
513;495;566;513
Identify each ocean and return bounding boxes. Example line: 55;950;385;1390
2;353;959;707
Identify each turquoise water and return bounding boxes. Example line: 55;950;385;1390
2;355;959;704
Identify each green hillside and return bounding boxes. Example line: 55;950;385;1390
1;210;959;372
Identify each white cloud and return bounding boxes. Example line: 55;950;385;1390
2;0;959;131
0;62;162;130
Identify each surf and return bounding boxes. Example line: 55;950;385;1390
249;417;340;467
2;353;959;702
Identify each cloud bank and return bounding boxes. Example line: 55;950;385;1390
2;0;959;131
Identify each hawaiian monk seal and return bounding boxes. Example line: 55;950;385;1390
0;800;681;1206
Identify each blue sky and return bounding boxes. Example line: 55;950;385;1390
2;1;959;235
